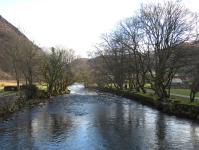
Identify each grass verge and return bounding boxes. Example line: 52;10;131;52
136;91;199;106
3;91;18;96
167;89;199;97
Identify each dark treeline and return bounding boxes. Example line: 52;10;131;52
86;0;199;102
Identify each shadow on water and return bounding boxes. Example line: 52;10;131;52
0;82;199;149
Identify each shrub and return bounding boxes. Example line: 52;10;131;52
36;90;46;99
20;84;38;99
51;90;58;96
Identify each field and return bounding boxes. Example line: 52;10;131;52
0;80;22;90
111;83;199;106
0;80;47;96
146;88;199;97
168;89;199;97
137;91;199;106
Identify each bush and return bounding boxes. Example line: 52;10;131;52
20;84;38;99
36;90;46;99
51;90;58;96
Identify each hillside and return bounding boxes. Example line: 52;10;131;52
0;15;26;50
0;15;39;80
0;15;18;79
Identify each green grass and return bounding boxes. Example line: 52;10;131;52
3;91;17;96
168;95;199;106
108;83;152;89
167;89;199;97
38;85;47;91
144;83;151;88
0;84;47;96
137;91;159;100
135;91;199;106
107;83;199;106
147;89;199;97
108;83;199;97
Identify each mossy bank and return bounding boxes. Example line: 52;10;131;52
0;90;70;117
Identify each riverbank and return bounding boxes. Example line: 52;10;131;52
0;95;52;119
0;89;70;118
100;87;199;120
1;83;199;149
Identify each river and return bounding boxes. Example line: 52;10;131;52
0;83;199;150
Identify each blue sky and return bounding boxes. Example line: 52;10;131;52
0;0;199;57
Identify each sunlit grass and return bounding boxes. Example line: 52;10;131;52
107;83;198;97
147;89;199;97
38;85;47;91
144;83;151;88
102;83;199;106
167;89;199;97
135;91;199;106
3;91;18;96
0;80;47;96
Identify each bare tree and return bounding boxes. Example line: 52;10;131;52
20;39;40;89
138;0;198;99
91;31;129;90
185;42;199;102
39;47;82;95
55;47;83;91
117;17;149;93
39;47;64;94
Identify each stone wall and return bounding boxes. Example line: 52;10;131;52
0;95;15;110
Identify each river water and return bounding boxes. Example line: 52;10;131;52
0;83;199;150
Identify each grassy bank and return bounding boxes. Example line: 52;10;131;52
100;87;199;119
106;83;199;106
0;96;53;118
0;80;71;117
146;89;199;97
137;91;199;106
109;83;199;106
168;89;199;97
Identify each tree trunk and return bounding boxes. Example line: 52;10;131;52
17;78;20;91
141;87;146;94
135;83;140;92
54;82;57;91
140;75;146;93
190;91;195;102
167;86;171;98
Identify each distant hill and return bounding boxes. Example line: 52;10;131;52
0;15;26;49
76;58;90;66
0;16;16;79
0;15;37;79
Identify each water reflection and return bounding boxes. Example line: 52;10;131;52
0;83;199;149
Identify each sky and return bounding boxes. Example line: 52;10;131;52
0;0;199;58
